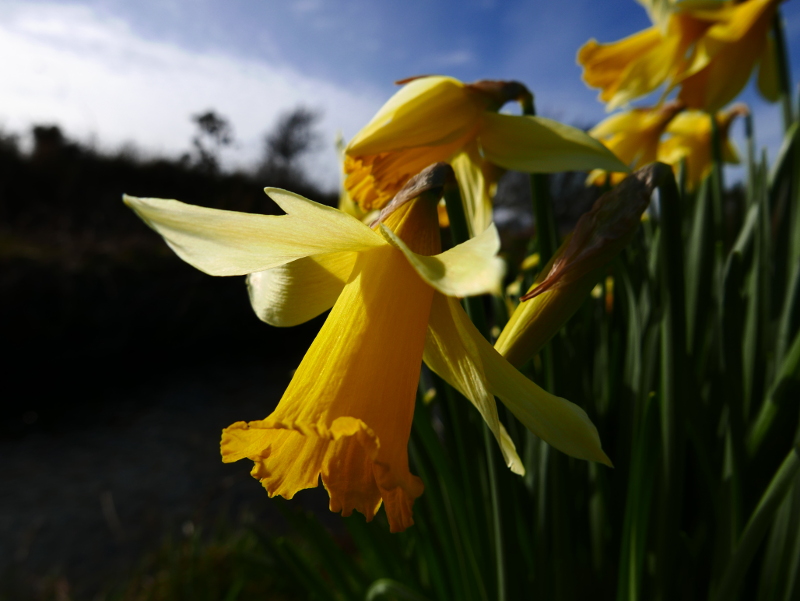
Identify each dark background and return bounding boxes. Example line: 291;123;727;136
0;112;337;598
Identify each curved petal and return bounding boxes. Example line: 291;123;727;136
247;251;358;327
480;113;630;174
123;190;383;276
426;294;611;466
423;293;524;475
379;222;505;297
451;149;495;236
347;76;482;155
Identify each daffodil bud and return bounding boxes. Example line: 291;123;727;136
495;163;671;368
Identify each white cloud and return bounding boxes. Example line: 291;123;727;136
0;3;384;189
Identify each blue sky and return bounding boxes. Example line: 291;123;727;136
1;0;798;188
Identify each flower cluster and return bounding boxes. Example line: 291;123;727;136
578;0;781;188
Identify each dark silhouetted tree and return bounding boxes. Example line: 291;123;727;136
257;107;320;186
190;110;234;173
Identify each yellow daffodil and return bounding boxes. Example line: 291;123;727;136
124;163;610;532
496;164;668;368
587;101;684;185
344;75;628;236
657;105;744;190
677;0;781;112
578;1;723;111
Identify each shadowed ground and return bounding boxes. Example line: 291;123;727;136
0;357;339;597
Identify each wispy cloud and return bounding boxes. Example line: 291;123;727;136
431;50;476;68
0;3;384;189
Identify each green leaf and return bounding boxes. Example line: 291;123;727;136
711;446;800;601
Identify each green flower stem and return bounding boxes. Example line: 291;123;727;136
772;10;794;133
710;113;726;252
744;112;757;205
521;97;558;263
443;178;505;601
656;171;688;599
521;94;572;600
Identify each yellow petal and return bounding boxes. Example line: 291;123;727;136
347;76;482;156
423;293;524;474
123;190;383;276
379;221;505;297
425;294;611;466
577;27;665;106
611;31;683;110
701;0;776;44
678;0;778;111
345;135;473;212
247;251;357;327
451;149;494;236
480;113;630;174
222;244;431;532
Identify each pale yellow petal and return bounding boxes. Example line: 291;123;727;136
347;76;482;156
426;294;610;466
423;293;524;474
480;113;630;174
451;150;494;236
379;222;505;297
247;251;357;327
123;190;383;276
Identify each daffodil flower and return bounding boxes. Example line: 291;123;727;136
124;163;610;532
657;105;744;190
344;76;628;236
578;0;781;113
587;101;684;186
496;164;668;368
677;0;781;112
578;1;722;111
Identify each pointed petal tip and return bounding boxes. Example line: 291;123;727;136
509;459;526;476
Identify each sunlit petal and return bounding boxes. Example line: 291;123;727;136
347;76;483;156
480;113;629;174
247;251;357;327
451;149;494;236
426;294;610;466
423;293;524;475
379;222;505;297
123;190;383;276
